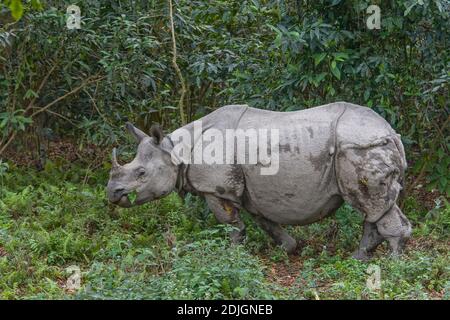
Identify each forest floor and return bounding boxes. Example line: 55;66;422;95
0;141;448;299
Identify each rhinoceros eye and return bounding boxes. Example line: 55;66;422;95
136;167;146;178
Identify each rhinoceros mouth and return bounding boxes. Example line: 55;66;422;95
116;195;132;207
111;190;156;207
113;190;141;208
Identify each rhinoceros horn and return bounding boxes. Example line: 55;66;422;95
112;147;120;169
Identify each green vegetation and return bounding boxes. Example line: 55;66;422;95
0;0;448;299
0;164;448;299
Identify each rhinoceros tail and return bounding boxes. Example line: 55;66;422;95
392;134;407;169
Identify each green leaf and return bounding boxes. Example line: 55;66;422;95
9;0;24;21
274;33;282;48
24;89;38;99
333;52;349;62
404;3;416;16
128;191;137;204
289;31;300;39
330;61;341;80
314;72;326;85
0;117;8;129
313;53;327;66
31;0;44;10
328;85;336;96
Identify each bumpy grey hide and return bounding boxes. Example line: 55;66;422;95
107;102;412;260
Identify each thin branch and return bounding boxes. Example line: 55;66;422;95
24;63;58;114
0;131;16;156
83;88;113;126
43;109;78;126
168;0;187;125
0;76;104;156
30;76;104;118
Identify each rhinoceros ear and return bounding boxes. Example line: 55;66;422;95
125;122;149;143
149;124;163;145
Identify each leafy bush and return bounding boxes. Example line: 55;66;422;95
78;234;278;300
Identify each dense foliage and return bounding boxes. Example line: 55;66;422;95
0;0;449;299
1;0;448;192
0;165;448;299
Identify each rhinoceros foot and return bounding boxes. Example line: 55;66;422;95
352;249;373;262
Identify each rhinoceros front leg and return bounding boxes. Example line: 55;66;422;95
204;195;246;244
253;215;298;254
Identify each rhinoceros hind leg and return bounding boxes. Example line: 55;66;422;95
253;215;298;254
337;141;410;257
352;221;384;261
205;195;246;244
375;204;411;256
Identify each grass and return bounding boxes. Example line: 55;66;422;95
0;160;448;299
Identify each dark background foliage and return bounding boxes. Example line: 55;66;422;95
1;0;448;194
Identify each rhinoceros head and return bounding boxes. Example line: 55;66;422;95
107;123;178;207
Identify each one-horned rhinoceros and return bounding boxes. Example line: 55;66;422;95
107;102;412;260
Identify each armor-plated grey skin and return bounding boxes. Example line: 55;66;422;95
107;102;412;260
